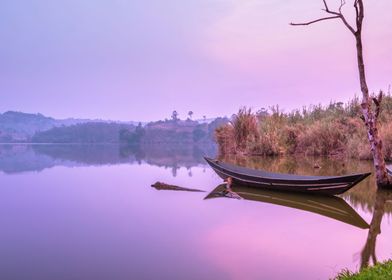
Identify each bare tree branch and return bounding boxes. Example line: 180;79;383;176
291;0;356;35
290;15;340;26
336;0;357;35
322;0;340;15
356;0;364;30
322;0;329;11
354;0;359;21
339;14;356;35
322;0;338;14
339;0;346;13
323;9;340;16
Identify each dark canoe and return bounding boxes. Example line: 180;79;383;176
205;184;369;229
204;157;371;195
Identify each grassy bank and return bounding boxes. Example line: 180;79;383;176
333;260;392;279
215;94;392;160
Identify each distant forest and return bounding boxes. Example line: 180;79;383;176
32;122;130;143
0;111;228;145
119;118;228;145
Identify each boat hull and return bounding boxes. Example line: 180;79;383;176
204;157;371;195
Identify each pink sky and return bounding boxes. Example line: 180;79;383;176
0;0;391;121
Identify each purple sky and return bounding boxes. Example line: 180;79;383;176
1;0;391;121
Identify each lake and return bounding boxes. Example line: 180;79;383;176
0;144;391;280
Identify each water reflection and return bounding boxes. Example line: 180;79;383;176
361;189;392;269
219;154;372;176
152;179;392;275
219;155;392;215
206;184;369;229
1;144;389;217
1;144;392;279
217;155;392;273
0;144;216;174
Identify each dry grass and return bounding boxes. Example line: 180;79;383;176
215;94;392;160
215;107;259;155
215;124;235;155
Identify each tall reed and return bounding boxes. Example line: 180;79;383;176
215;94;392;160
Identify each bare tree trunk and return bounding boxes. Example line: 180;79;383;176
291;0;392;187
354;10;391;187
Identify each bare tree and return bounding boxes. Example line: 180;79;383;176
291;0;391;187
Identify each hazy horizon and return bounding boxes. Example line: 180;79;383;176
0;92;386;123
1;0;391;122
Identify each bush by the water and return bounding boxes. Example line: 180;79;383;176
215;94;392;160
333;260;392;279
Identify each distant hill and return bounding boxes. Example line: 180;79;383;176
32;122;134;143
0;111;142;142
0;111;56;142
0;111;98;142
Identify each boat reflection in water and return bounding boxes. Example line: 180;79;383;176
205;184;370;229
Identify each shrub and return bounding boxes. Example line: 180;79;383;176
215;124;235;155
380;122;392;161
333;259;392;280
232;107;259;152
214;93;392;159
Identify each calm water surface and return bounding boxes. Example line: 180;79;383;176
0;144;391;280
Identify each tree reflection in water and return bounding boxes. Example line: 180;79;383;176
360;189;392;269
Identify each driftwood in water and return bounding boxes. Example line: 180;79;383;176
151;182;205;192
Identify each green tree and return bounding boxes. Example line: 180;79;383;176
171;110;179;122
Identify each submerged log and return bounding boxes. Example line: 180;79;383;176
151;182;205;192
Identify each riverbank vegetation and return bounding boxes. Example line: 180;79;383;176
333;260;392;279
215;94;392;161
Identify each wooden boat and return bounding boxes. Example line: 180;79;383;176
204;157;371;195
205;184;369;229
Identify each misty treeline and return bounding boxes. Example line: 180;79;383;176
30;118;228;144
0;110;228;145
32;123;128;143
215;94;392;161
119;118;228;145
